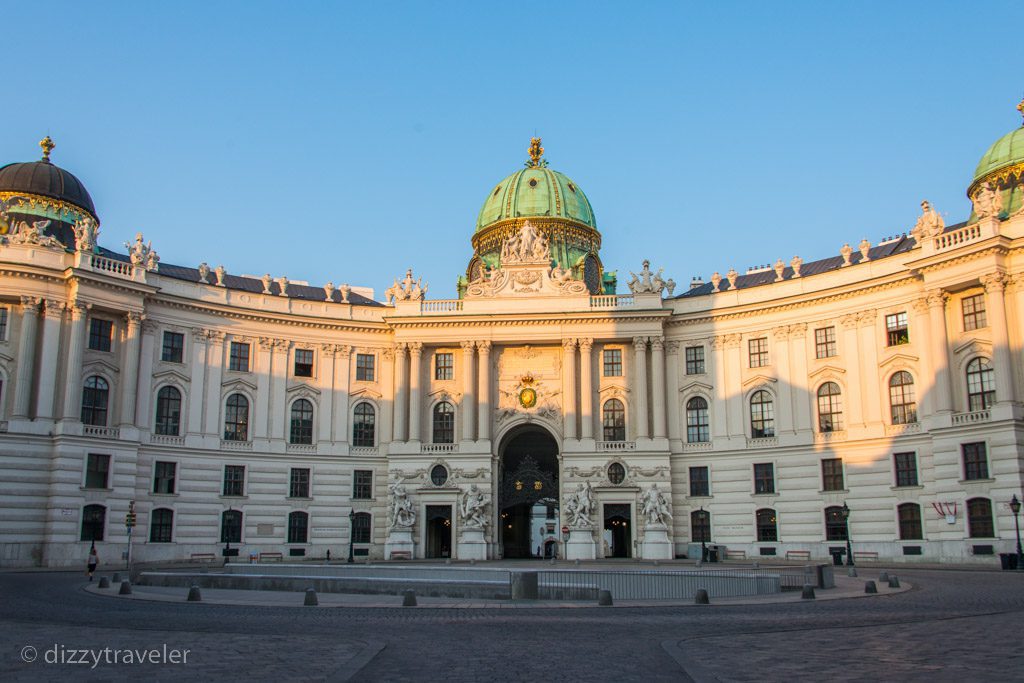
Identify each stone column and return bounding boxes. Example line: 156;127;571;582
857;311;882;425
578;338;594;440
710;336;729;439
116;312;143;426
392;343;408;442
12;296;40;418
318;343;336;443
926;290;953;413
379;347;395;444
562;338;578;440
461;341;476;441
788;324;812;433
665;341;681;442
134;319;157;429
981;273;1015;403
651;336;667;439
772;327;793;434
477;340;492;441
253;338;273;440
187;329;208;437
911;298;933;416
61;302;89;421
335;346;352;443
201;331;225;434
839;314;863;428
34;299;65;420
408;342;423;443
632;336;649;439
270;340;289;441
724;335;743;437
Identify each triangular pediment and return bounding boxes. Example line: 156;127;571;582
680;380;714;393
0;350;14;363
222;376;258;393
953;338;991;356
807;365;846;380
350;387;383;401
741;374;777;388
82;358;120;376
427;387;462;402
286;382;321;398
152;367;191;385
878;352;919;369
598;383;630;399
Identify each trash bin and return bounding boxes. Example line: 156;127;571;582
999;553;1019;570
830;549;844;566
708;548;719;563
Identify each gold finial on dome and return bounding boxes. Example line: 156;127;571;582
1018;97;1024;125
527;137;545;167
39;136;55;162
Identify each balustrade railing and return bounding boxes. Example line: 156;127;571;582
934;224;982;251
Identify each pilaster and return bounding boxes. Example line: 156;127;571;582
476;340;492;442
60;302;89;422
563;338;578;440
12;296;40;418
632;336;648;439
578;338;594;441
34;299;64;420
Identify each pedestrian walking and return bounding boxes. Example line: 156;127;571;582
87;543;98;581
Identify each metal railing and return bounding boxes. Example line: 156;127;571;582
536;568;780;599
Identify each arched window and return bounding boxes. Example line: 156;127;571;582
81;376;109;426
155;386;182;436
691;509;711;543
966;358;996;411
80;504;106;541
353;402;375;447
221;509;242;543
352;512;372;544
824;506;848;541
287;511;309;543
749;390;774;438
289;398;314;444
223;394;249;441
149;508;174;543
967;498;993;538
432;402;455;444
889;372;917;425
756;508;777;542
897;503;922;540
602;399;625;442
816;382;843;432
686;396;710;443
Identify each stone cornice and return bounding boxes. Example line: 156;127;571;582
151;295;390;335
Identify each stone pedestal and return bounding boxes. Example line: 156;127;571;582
641;524;673;560
565;527;596;560
457;527;487;560
385;528;414;560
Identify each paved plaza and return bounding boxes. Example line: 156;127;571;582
0;565;1021;681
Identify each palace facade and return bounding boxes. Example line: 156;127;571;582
1;109;1023;568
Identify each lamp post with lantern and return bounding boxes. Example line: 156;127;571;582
841;502;854;566
347;508;356;564
1010;494;1022;571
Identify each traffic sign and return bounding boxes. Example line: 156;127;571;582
561;525;569;534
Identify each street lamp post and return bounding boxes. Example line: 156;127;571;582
348;509;356;564
1010;494;1023;571
841;502;854;566
700;506;708;563
224;507;234;564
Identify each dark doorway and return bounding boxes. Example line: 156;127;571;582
499;427;559;559
604;503;632;558
425;505;451;558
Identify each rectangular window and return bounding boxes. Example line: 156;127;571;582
353;470;373;500
962;442;989;480
223;465;245;496
689;466;710;497
894;452;918;487
352;513;371;544
153;461;177;495
149;509;173;543
603;348;622;377
289;468;311;498
0;307;9;340
294;349;314;377
685;346;705;375
161;331;184;363
85;453;110;489
962;294;987;332
814;326;837;359
288;512;308;544
434;352;454;380
886;312;909;346
754;463;775;494
229;342;250;372
821;458;844;491
88;318;113;352
356;353;375;381
748;337;768;368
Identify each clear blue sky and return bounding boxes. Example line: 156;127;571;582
4;2;1022;298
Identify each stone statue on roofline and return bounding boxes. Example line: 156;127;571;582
972;182;1002;220
628;259;673;296
911;200;945;241
385;268;428;303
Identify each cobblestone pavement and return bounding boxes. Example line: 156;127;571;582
0;568;1021;682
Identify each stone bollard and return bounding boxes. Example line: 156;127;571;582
801;584;816;600
470;559;476;566
752;561;759;569
510;571;539;600
118;581;132;596
112;573;121;584
549;557;556;565
402;589;417;607
98;577;110;589
304;588;318;606
598;590;613;606
847;567;858;578
574;559;580;566
879;571;889;583
445;558;451;565
187;585;202;602
694;588;710;605
888;576;900;588
653;560;659;566
865;580;878;594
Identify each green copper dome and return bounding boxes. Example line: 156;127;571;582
475;166;596;233
972;126;1024;183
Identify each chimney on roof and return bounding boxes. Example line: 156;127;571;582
690;276;704;290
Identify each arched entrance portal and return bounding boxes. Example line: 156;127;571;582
498;426;559;559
